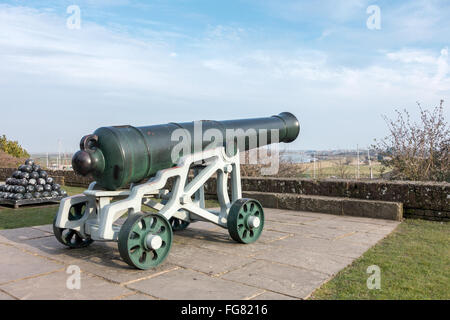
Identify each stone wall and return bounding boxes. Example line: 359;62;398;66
204;177;449;221
1;167;448;220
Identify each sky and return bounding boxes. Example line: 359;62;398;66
0;0;449;153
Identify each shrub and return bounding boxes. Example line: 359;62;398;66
0;135;30;159
374;100;449;182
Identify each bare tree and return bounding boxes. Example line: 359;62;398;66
373;100;449;182
333;157;351;179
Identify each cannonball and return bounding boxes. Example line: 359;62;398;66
52;184;61;191
28;179;37;186
30;172;39;180
25;159;34;166
37;178;46;186
46;177;54;185
16;186;26;194
42;191;50;198
26;185;35;193
39;171;48;179
33;192;42;198
35;185;44;193
24;193;33;199
14;193;23;200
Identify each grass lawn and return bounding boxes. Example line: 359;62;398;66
311;219;450;300
0;186;219;230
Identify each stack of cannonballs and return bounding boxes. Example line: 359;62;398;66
0;159;67;201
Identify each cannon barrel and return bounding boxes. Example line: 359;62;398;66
72;112;300;190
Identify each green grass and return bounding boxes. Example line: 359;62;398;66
311;219;450;300
0;186;219;230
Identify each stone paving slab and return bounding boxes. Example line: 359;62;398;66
255;246;354;276
0;227;52;243
0;290;15;300
0;270;133;300
0;243;63;285
126;268;263;300
250;291;297;300
0;208;400;300
222;260;329;299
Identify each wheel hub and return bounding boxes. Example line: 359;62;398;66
145;234;163;250
247;215;261;229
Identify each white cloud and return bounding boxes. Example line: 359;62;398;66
0;4;448;152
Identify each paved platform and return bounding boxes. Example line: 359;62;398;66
0;209;400;300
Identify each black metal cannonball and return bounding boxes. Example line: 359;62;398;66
39;171;48;179
30;172;39;180
14;193;24;201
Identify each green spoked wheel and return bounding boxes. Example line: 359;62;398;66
169;217;190;231
118;213;173;270
227;198;264;244
53;202;93;248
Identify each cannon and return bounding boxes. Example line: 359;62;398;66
54;112;300;269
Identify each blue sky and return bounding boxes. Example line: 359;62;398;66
0;0;449;153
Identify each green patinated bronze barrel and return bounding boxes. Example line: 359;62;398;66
72;112;300;190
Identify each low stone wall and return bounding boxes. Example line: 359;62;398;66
204;177;449;221
242;191;403;221
1;167;448;220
